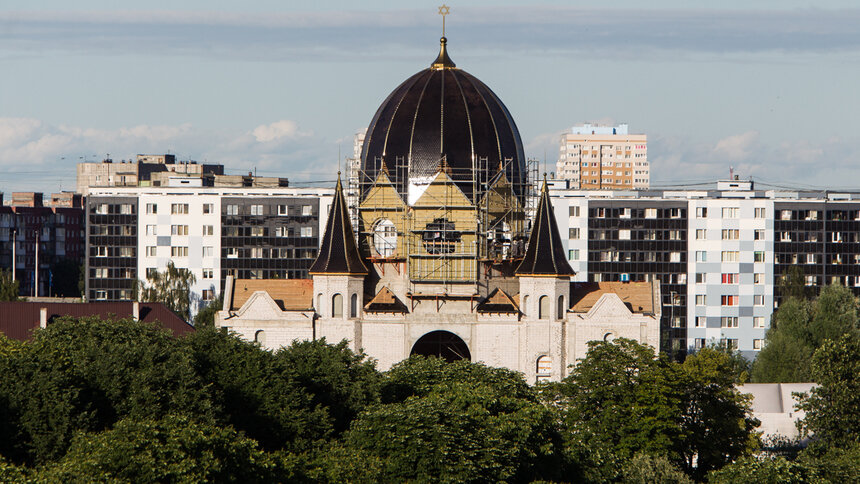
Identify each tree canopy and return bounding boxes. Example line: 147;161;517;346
139;261;196;321
0;269;20;301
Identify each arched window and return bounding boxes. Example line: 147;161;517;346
604;332;615;343
254;330;266;346
316;293;322;313
536;355;552;382
350;293;358;318
332;293;343;318
539;295;549;320
521;295;529;317
557;295;565;320
372;219;397;257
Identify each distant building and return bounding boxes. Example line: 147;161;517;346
739;383;816;444
76;154;225;195
0;192;85;298
84;186;332;315
556;124;649;190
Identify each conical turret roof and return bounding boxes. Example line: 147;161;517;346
515;178;575;277
309;174;368;275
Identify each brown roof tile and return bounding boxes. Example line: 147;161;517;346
231;279;314;311
569;281;655;314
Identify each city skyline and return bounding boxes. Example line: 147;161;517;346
2;1;860;194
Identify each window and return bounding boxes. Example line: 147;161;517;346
754;316;765;328
146;203;157;214
302;205;312;216
202;203;213;214
644;208;657;219
350;294;358;318
536;356;552;383
557;295;565;320
332;294;343;318
722;207;738;218
671;316;682;328
568;249;579;260
146;246;157;257
202;269;214;279
696;229;706;240
619;208;631;219
119;247;135;257
301;226;313;237
278;205;289;215
538;296;549;320
146;225;157;236
94;290;107;300
721;229;739;240
722;273;738;284
696;251;707;262
202;246;213;257
754;295;765;306
275;226;293;238
618;229;630;240
721;295;738;306
755;207;766;218
203;225;214;236
721;339;739;350
721;317;739;328
695;317;707;328
569;228;580;239
753;251;765;262
670;252;681;262
522;295;529;317
119;204;133;214
695;338;706;350
250;247;264;258
254;330;266;346
569;206;580;217
696;295;706;306
754;229;765;240
250;204;264;215
171;225;189;236
171;246;188;257
250;227;265;237
226;204;239;215
721;251;739;262
171;203;189;214
143;267;156;278
696;207;707;218
226;248;239;259
202;289;214;301
780;210;792;220
93;267;109;278
696;273;706;284
753;339;763;350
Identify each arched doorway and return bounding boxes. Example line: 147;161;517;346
410;330;471;362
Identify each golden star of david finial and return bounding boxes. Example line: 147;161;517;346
438;4;450;37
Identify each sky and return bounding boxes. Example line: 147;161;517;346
2;1;860;194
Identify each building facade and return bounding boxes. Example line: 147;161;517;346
85;187;332;314
76;154;225;195
556;124;649;190
0;192;85;298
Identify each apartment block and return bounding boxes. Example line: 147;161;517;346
556;124;649;190
0;192;85;298
76;154;225;195
549;179;860;360
85;187;332;314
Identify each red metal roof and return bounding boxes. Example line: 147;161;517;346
0;302;194;341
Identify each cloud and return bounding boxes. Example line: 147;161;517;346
252;120;310;142
712;131;759;160
2;7;860;62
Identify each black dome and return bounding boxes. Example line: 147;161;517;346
360;39;526;203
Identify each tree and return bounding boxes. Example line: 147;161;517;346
676;347;759;479
36;416;299;483
0;317;212;465
340;356;569;483
752;283;858;383
797;333;860;447
193;294;222;327
707;456;813;484
0;269;20;301
778;265;809;302
620;453;693;484
139;261;196;321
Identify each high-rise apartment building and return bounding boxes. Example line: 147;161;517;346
76;154;225;195
85;186;332;313
549;179;860;360
0;192;85;298
556;124;649;190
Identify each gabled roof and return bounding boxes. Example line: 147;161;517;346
230;279;314;311
0;302;193;341
569;281;656;314
309;174;368;275
515;178;575;277
476;288;519;313
364;286;408;313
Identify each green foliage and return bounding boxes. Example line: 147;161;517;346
752;283;859;383
779;265;810;301
797;334;860;447
192;294;222;328
796;442;860;483
139;261;196;321
37;415;299;483
0;269;20;301
707;456;813;484
620;453;693;484
341;356;569;483
0;317;212;465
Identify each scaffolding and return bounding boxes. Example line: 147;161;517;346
356;153;533;296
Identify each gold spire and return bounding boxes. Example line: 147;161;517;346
431;5;456;70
